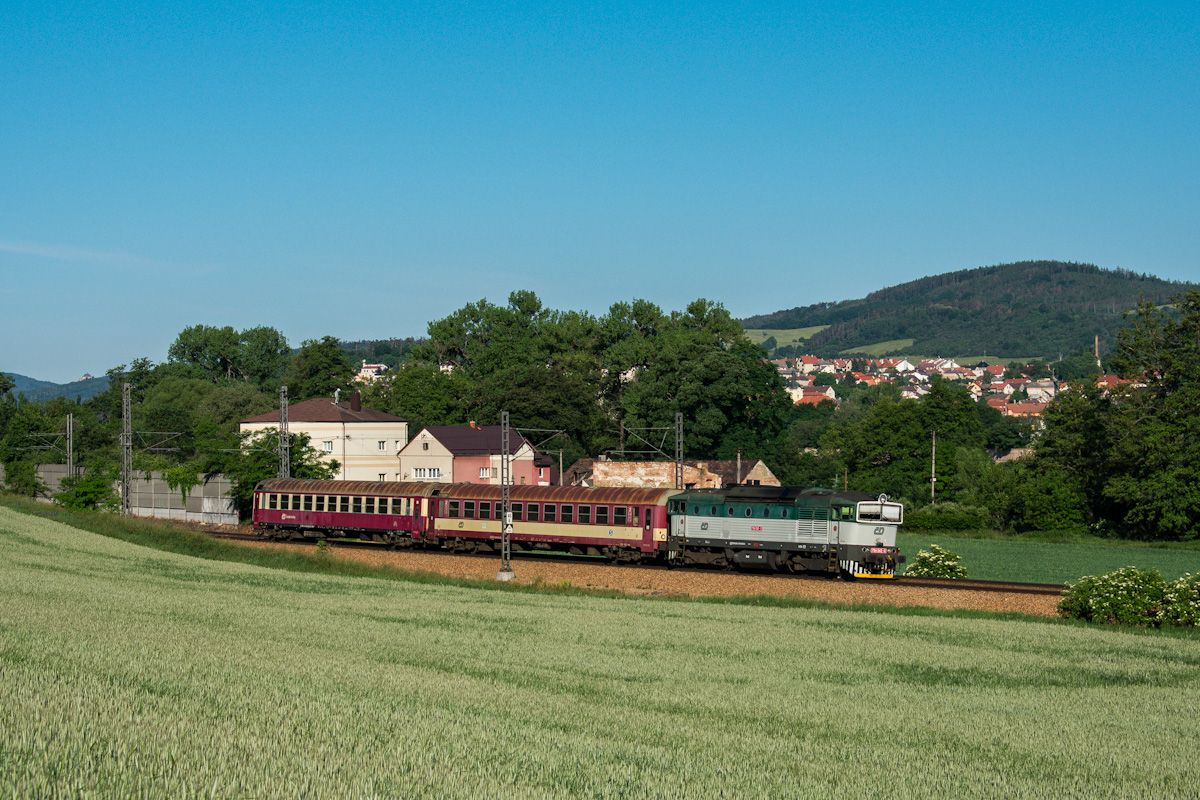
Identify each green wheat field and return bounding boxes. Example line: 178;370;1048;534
2;504;1199;798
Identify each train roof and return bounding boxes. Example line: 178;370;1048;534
254;479;679;505
435;483;679;505
672;486;890;505
256;479;443;497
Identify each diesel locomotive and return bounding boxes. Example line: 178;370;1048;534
253;479;905;578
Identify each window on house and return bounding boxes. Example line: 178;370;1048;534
479;467;489;479
614;507;627;526
544;504;556;522
527;503;540;522
464;501;475;519
352;497;362;514
491;467;498;478
578;505;591;524
422;442;429;450
596;506;609;525
323;440;333;452
378;441;387;451
379;473;387;482
561;505;573;523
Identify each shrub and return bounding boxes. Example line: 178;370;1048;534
903;502;989;531
904;544;967;579
1161;573;1200;627
1058;567;1167;626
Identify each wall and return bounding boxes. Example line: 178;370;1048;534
240;420;409;481
124;471;238;525
591;462;721;489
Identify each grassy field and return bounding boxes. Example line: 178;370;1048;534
743;326;829;349
3;505;1200;797
899;531;1200;584
839;338;916;355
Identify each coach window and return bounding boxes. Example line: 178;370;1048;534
544;504;556;522
479;501;490;519
315;496;325;512
512;503;523;522
339;496;350;513
614;507;627;526
528;503;540;522
448;501;460;519
579;505;591;524
561;504;573;523
632;507;640;526
267;494;277;510
349;497;360;514
464;501;476;519
597;506;610;525
285;495;295;510
365;498;376;514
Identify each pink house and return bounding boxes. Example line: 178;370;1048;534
397;423;558;485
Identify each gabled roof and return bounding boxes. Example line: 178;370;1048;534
241;397;407;424
420;425;535;455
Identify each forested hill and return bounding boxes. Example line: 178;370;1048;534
741;261;1196;358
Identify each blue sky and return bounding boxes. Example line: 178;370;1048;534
2;1;1197;382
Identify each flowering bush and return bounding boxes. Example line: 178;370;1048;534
904;544;967;579
1058;567;1167;626
1161;573;1200;627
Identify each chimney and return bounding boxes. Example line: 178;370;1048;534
350;391;362;412
334;388;340;405
469;420;477;429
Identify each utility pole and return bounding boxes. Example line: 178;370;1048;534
120;383;132;515
65;413;75;480
497;411;514;581
278;385;291;479
930;429;937;504
674;412;684;490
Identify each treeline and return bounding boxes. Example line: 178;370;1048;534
743;261;1194;358
3;290;1196;540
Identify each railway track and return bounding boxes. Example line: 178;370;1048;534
204;530;1065;596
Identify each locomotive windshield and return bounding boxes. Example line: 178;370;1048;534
856;501;903;524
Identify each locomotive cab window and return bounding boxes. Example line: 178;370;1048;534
561;505;573;523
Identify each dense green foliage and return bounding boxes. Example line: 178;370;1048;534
5;506;1200;797
363;293;800;471
743;261;1194;358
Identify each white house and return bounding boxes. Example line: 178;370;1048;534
239;393;409;482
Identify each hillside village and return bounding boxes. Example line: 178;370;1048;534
770;355;1132;418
